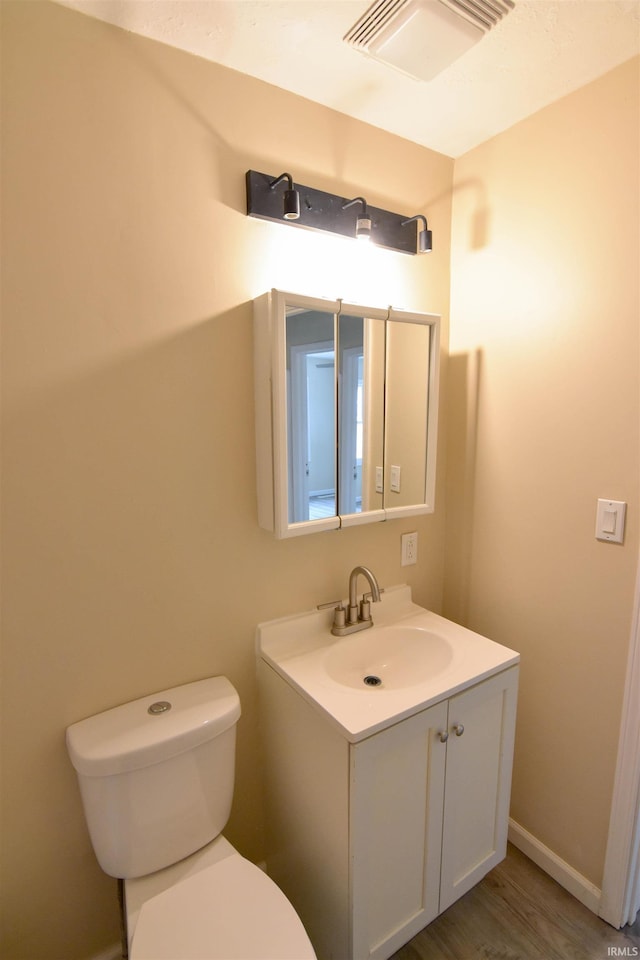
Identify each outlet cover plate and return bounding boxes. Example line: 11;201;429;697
401;531;418;565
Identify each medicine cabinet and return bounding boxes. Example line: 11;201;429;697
254;290;440;539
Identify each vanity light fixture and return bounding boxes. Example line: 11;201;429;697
401;214;433;253
246;170;423;255
342;196;372;241
269;172;300;221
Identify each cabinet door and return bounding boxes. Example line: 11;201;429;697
350;700;448;960
439;667;519;912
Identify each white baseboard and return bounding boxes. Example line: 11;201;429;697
508;819;601;915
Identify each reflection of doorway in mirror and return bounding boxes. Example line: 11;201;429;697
288;340;335;523
307;351;336;517
340;348;363;514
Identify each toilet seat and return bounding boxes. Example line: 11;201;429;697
130;853;316;960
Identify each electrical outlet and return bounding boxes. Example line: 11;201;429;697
401;532;418;566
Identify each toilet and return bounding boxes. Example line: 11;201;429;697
66;676;316;960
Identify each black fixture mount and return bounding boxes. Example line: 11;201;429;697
246;170;432;256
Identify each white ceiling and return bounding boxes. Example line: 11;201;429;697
56;0;640;157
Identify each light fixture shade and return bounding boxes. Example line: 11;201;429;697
283;188;300;220
356;216;372;241
269;172;300;221
401;214;432;254
419;228;433;253
343;197;372;241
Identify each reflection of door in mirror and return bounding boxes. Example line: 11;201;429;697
338;314;385;517
362;317;386;514
339;346;362;513
338;314;363;516
385;321;431;508
286;307;337;524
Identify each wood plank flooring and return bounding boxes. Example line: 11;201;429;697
390;844;640;960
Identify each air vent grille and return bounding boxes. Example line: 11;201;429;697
345;0;514;50
448;0;514;30
345;0;408;49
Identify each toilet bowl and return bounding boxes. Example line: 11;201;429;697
66;676;316;960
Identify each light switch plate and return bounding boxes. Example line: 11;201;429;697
390;465;401;493
595;499;627;543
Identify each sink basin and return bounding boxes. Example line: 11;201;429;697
257;584;520;742
324;625;454;690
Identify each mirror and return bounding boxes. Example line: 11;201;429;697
254;290;440;538
285;304;337;524
338;312;386;519
282;303;387;527
384;320;431;510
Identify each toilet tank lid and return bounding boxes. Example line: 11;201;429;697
66;676;241;777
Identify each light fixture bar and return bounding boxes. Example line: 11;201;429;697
246;171;422;255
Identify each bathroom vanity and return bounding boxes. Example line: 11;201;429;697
257;585;519;960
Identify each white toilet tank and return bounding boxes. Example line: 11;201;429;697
66;676;241;879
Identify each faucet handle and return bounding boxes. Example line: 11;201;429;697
317;598;342;610
363;587;384;603
317;600;349;629
360;586;385;623
332;605;346;630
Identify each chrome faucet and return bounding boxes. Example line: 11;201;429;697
331;565;382;636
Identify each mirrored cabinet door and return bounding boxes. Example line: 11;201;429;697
256;291;342;538
337;311;386;523
384;313;439;517
254;290;440;539
285;303;337;525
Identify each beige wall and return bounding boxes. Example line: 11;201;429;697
446;57;639;887
0;3;452;958
2;3;638;959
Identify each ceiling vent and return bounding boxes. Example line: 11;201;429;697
344;0;515;81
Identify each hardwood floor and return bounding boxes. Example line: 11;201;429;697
390;844;640;960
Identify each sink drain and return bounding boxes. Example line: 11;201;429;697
363;675;382;687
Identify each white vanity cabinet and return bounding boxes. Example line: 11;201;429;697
259;662;519;960
349;698;447;958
